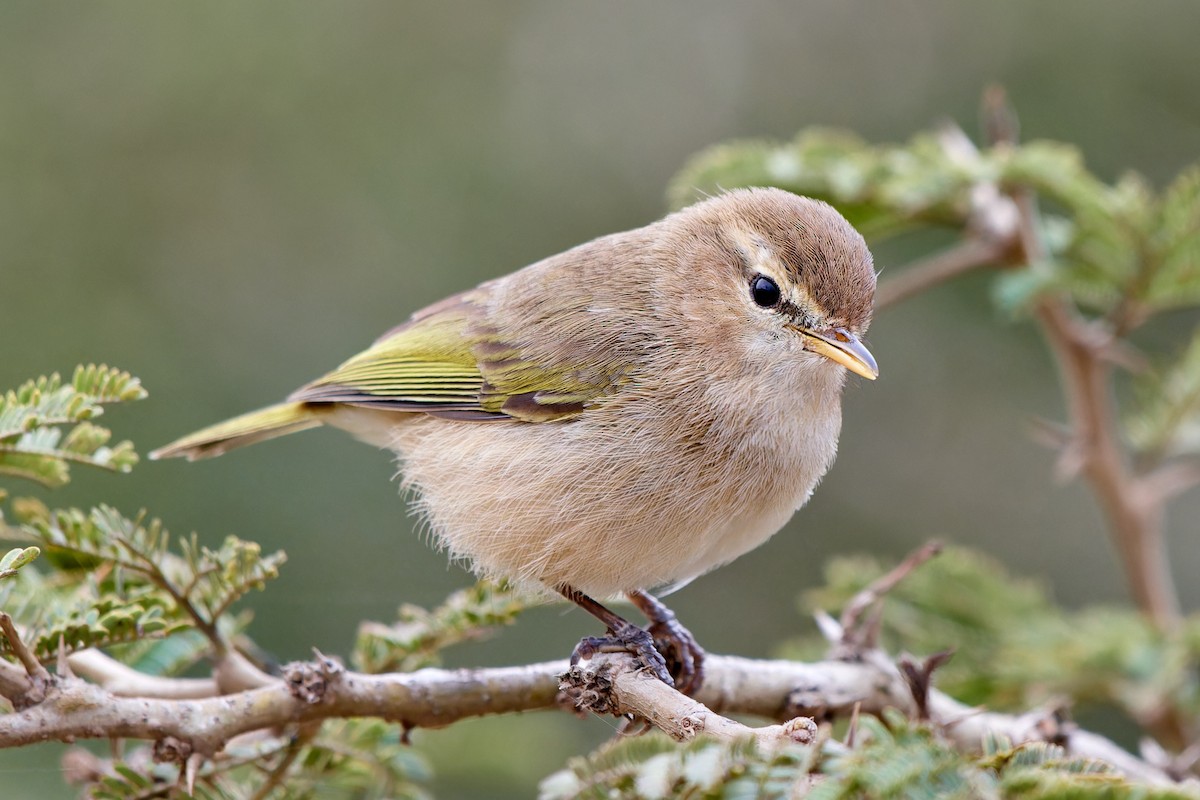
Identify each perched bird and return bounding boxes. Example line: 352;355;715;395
152;188;878;694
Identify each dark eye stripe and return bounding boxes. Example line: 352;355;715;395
750;275;781;308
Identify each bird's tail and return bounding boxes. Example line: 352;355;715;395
150;402;328;461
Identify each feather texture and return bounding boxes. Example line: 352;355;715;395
154;188;877;597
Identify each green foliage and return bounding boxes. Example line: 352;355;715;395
784;547;1200;729
0;501;280;662
286;719;432;799
4;109;1200;796
809;712;1181;800
1135;166;1200;311
0;367;283;664
83;720;431;800
540;733;816;800
0;367;449;797
541;714;1191;800
1128;329;1200;458
0;365;145;487
354;579;534;673
672;126;1200;323
0;502;283;662
0;545;39;580
670;128;983;239
0;574;184;661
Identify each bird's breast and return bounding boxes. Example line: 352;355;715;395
339;361;846;597
656;372;844;584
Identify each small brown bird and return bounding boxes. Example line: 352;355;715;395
153;188;878;694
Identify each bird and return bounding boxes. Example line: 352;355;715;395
152;187;878;695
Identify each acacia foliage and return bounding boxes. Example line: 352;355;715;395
4;107;1200;797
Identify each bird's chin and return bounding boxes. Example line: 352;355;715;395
739;333;847;393
752;349;846;402
796;348;847;378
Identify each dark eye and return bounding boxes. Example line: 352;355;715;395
750;275;781;308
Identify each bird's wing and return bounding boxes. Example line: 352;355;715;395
288;290;617;423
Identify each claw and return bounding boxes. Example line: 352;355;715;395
628;590;706;696
571;621;673;686
646;613;705;696
559;584;705;694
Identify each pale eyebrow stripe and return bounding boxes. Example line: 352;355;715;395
725;226;830;320
726;227;782;280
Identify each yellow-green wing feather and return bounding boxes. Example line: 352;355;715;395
154;285;626;460
291;300;493;415
290;291;618;422
150;401;326;460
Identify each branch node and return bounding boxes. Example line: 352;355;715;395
152;735;193;765
782;715;818;745
677;712;704;741
283;650;345;705
558;662;619;717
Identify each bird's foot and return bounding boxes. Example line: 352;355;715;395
645;610;705;696
627;589;706;696
570;620;673;687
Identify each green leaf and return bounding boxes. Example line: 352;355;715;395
71;364;148;404
81;719;433;800
0;567;190;662
1127;327;1200;458
786;547;1200;726
0;452;70;488
0;365;145;487
1141;165;1200;310
668;128;981;240
177;533;286;624
1000;145;1153;313
541;734;814;800
0;545;39;580
354;580;533;673
6;505;283;655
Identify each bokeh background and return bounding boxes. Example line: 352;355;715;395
2;2;1199;797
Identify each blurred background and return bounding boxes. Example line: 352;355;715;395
2;2;1199;796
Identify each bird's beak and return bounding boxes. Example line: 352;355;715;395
791;326;879;380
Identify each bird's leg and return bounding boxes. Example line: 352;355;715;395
627;589;706;696
557;585;672;687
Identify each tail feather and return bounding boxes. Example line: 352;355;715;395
150;402;326;461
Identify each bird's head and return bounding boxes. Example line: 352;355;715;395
664;188;878;381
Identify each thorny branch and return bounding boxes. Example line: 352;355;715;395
875;90;1188;638
875;238;1007;310
0;650;1176;786
1031;295;1181;628
833;539;943;652
0;542;1178;787
0;90;1194;793
0;612;50;708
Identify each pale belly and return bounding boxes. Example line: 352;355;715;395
329;398;840;597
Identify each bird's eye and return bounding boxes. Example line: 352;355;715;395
750;275;781;308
